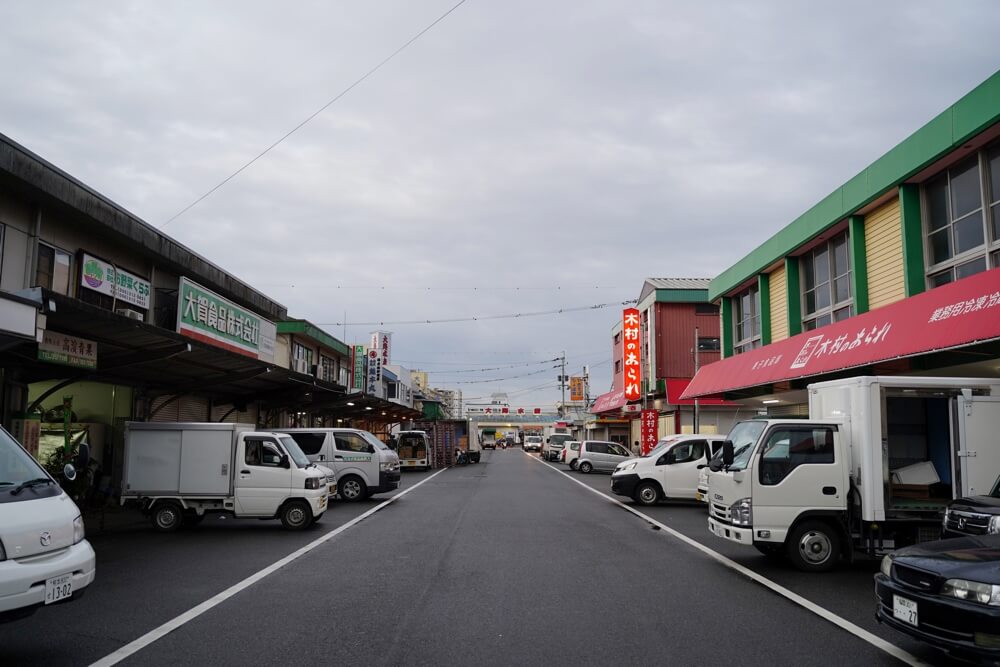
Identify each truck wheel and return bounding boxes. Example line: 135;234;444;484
339;475;367;502
280;500;312;530
152;502;183;532
634;482;661;506
787;520;840;572
579;461;593;474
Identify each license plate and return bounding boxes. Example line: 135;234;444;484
45;574;72;605
893;595;918;627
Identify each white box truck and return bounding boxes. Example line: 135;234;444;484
121;422;334;531
706;376;1000;572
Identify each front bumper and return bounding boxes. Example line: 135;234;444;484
611;474;641;498
695;486;709;503
875;573;1000;660
708;517;754;544
0;539;96;616
376;470;401;493
307;492;328;517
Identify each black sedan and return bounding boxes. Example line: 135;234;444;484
875;534;1000;663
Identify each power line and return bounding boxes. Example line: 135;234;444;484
423;359;560;374
161;0;469;227
316;300;637;326
448;367;555;385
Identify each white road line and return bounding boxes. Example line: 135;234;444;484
525;453;928;667
90;468;449;667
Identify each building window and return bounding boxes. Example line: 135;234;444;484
924;146;1000;286
732;285;760;354
36;242;72;295
801;232;852;331
319;355;337;383
614;332;622;344
697;337;720;352
614;359;622;374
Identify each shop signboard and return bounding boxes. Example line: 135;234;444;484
569;376;584;402
640;409;658;455
622;308;642;401
370;331;391;368
352;345;366;391
38;330;97;369
366;347;381;396
80;253;151;309
176;277;276;362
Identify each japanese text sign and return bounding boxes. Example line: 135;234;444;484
622;308;642;401
640;409;658;455
569;376;584;402
38;330;97;369
81;253;151;309
176;277;276;362
352;345;366;391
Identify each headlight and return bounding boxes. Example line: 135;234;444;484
942;579;1000;606
621;462;637;472
73;515;85;545
730;498;752;527
880;555;893;577
380;462;398;472
305;477;322;490
989;517;1000;535
942;509;951;530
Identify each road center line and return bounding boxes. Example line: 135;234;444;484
526;453;927;667
90;468;449;667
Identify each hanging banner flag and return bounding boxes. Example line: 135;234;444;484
352;345;366;391
622;308;642;401
640;409;659;455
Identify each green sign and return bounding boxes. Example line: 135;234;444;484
353;345;366;390
176;277;276;361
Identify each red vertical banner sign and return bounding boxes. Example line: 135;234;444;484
640;409;658;455
622;308;641;401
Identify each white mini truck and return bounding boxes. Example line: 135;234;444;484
0;426;95;621
122;422;333;531
707;376;1000;572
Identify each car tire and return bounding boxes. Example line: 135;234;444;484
786;520;841;573
151;502;183;532
634;481;661;506
570;460;578;471
338;475;367;502
280;500;312;530
579;461;593;474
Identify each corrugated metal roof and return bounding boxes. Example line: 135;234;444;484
644;278;712;290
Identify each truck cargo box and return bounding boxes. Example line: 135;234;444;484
123;422;255;497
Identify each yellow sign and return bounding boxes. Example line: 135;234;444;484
569;376;584;402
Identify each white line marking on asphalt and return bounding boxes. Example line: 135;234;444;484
525;453;927;667
90;468;449;667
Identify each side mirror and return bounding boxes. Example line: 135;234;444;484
722;441;734;466
63;464;77;481
367;445;375;454
697;463;707;469
74;442;91;470
280;454;290;468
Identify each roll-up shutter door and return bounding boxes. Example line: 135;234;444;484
178;395;209;422
210;402;259;425
149;396;180;422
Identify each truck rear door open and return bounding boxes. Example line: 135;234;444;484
956;395;1000;497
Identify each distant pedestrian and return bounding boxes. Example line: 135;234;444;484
633;440;641;456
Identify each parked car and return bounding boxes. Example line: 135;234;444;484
941;474;1000;538
282;428;401;502
0;426;96;621
561;441;581;469
875;534;1000;663
542;434;573;462
524;435;543;452
576;440;632;473
611;434;726;505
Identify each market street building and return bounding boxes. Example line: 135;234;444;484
683;70;1000;410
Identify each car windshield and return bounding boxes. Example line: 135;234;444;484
360;431;388;450
279;437;312;468
990;474;1000;498
527;437;541;442
0;427;48;487
550;434;572;445
644;437;683;458
725;421;767;472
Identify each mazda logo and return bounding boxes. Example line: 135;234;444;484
39;532;52;547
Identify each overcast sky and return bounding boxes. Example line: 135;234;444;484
2;1;998;407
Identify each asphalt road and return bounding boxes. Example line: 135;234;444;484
0;449;956;665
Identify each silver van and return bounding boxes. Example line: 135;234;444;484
283;428;401;501
576;440;632;473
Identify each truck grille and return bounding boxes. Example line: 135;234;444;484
944;510;991;536
711;502;731;524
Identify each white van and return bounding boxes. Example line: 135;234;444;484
0;426;95;620
395;430;430;470
610;434;725;505
283;428;401;501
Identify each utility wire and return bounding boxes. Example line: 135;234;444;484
448;367;555;385
423;359;559;374
161;0;469;227
317;299;637;326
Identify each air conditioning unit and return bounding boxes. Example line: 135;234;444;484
293;358;309;374
116;308;145;322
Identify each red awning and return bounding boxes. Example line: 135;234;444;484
591;388;626;413
664;379;739;406
682;268;1000;399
